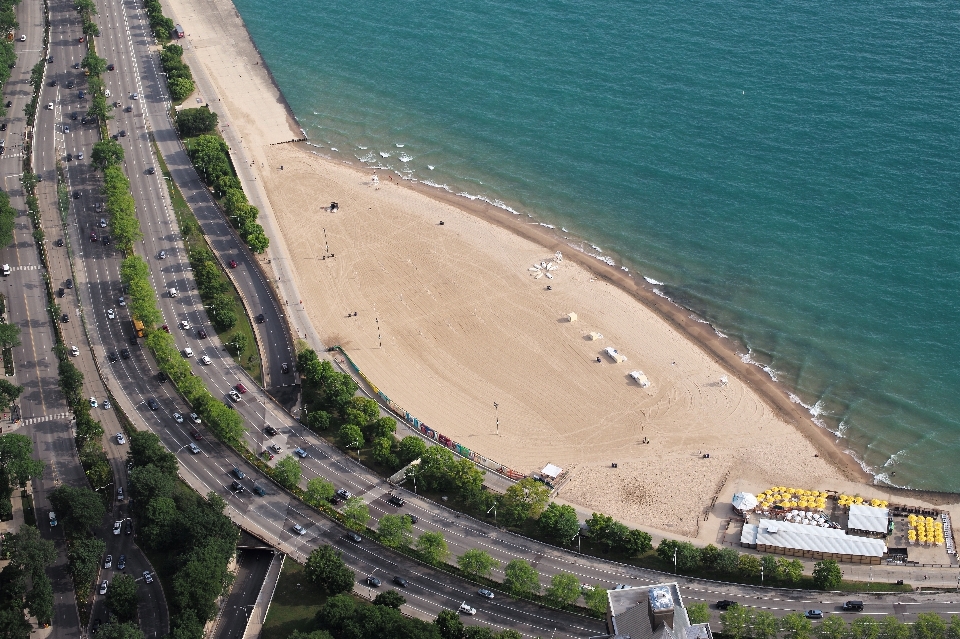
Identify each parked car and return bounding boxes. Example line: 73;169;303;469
269;443;282;454
113;521;122;535
99;580;108;595
117;555;126;570
345;532;361;543
125;520;132;535
117;487;124;501
116;433;126;444
143;571;153;584
393;576;408;588
336;489;352;500
264;426;278;436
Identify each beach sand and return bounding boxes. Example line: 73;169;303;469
161;0;958;540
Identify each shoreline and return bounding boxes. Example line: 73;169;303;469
162;0;960;539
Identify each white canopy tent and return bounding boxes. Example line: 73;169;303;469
732;492;759;512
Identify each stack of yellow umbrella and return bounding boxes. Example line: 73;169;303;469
906;515;944;546
907;529;917;544
759;487;828;512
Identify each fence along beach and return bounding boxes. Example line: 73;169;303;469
162;0;959;541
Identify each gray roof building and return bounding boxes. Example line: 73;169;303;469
603;583;712;639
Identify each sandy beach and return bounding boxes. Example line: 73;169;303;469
161;0;958;540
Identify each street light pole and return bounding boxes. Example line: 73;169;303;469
493;402;499;436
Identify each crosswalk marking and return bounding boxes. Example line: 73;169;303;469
8;265;45;272
21;412;72;426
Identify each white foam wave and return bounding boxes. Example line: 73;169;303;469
357;152;375;163
422;180;452;192
331;147;339;152
644;276;665;285
380;151;391;158
652;288;671;301
714;329;727;339
538;223;555;229
358;145;367;150
689;315;710;324
305;142;324;149
845;449;874;476
836;419;848;437
621;266;629;272
395;143;405;148
561;227;568;232
740;351;779;382
883;449;906;467
398;153;413;162
591;244;603;253
427;165;435;170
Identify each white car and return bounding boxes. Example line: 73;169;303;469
158;250;166;259
228;390;241;402
269;443;282;454
292;524;306;535
478;589;494;599
200;355;211;365
45;102;53;110
107;308;115;319
99;580;108;595
71;345;79;357
103;400;111;410
190;412;201;423
188;443;200;454
113;521;122;535
131;93;139;100
89;397;98;408
19;34;26;41
179;320;191;330
104;89;111;97
173;412;184;424
49;511;57;527
104;555;112;569
183;347;193;358
118;296;126;306
116;432;126;445
458;603;476;615
143;571;153;584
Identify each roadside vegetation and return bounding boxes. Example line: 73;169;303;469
720;607;960;639
0;0;19;119
0;524;57;633
159;44;194;103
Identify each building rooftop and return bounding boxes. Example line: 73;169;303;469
607;583;712;639
743;518;887;557
847;504;890;534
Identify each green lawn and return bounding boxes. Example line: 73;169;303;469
261;559;328;639
151;137;262;385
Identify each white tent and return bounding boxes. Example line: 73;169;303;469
587;332;603;340
732;492;759;511
604;347;626;363
629;370;650;387
566;312;578;323
541;464;563;480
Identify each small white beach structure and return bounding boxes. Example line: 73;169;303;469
732;492;759;512
587;332;603;341
566;312;578;323
720;375;729;386
629;370;650;387
541;464;563;481
603;347;626;363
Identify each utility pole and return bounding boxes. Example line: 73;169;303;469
494;402;499;436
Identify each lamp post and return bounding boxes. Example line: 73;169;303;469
487;503;497;526
572;531;581;554
493;402;499;436
673;548;677;574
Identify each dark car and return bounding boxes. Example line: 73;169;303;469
842;601;864;612
407;514;418;524
388;495;405;507
91;619;101;634
0;123;5;131
73;62;80;69
67;81;75;89
157;371;168;383
71;111;78;120
49;79;57;86
119;129;126;137
124;520;132;535
229;260;238;268
716;600;737;610
345;531;361;542
281;363;290;374
330;496;342;506
120;348;131;359
65;278;73;289
231;480;245;493
57;287;64;297
393;576;408;588
3;101;9;108
55;238;64;246
197;328;207;338
231;466;245;480
117;555;126;570
256;313;265;323
805;610;824;620
102;236;112;246
129;335;138;345
252;484;266;496
61;313;69;322
108;351;118;362
365;576;381;587
264;425;278;436
66;153;73;162
146;397;159;410
90;231;97;241
73;190;80;199
107;64;115;71
147;166;156;174
190;429;202;440
78;90;85;99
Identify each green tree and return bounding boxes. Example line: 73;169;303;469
363;416;396;442
715;547;740;574
81;51;107;75
947;617;960;639
304;477;335;507
67;537;106;597
370;437;396;468
850;618;881;639
377;514;413;549
778;557;804;583
687;602;710;625
738;553;762;578
0;434;44;487
623;529;653;556
501;478;552;527
128;431;179;476
176;106;218;137
341;496;369;532
338;423;363;452
169;77;195;103
48;485;106;536
816;615;848;639
720;604;751;639
0;379;23;413
91;138;125;169
583;584;609;616
812;559;843;590
457;549;499;581
97;622;146;639
537;503;580;544
914;613;948;639
0;323;21;349
225;332;248;356
373;590;405;609
397;436;427;466
760;554;779;581
416;531;450;566
544;572;580;608
879;617;911;639
304;546;355;596
25;575;53;625
503;559;539;597
273;455;302;489
780;612;814;639
105;574;139;622
753;610;780;639
0;192;16;248
435;610;464;639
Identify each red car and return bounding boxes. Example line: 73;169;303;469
79;36;85;42
197;328;207;338
90;232;98;241
161;324;170;333
235;383;247;394
229;260;238;268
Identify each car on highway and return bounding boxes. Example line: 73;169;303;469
228;390;241;402
716;600;737;610
281;363;290;374
190;426;202;437
232;466;245;480
73;62;80;68
78;90;84;98
231;480;244;493
117;487;124;501
252;484;265;496
104;555;113;569
406;514;418;524
89;230;96;240
113;521;122;535
118;296;126;306
805;610;824;620
103;400;111;410
107;64;114;71
393;576;407;588
478;589;494;599
235;382;247;394
146;397;159;410
200;355;211;365
131;93;139;100
173;412;184;424
158;250;166;259
143;571;153;584
119;129;126;137
366;576;381;587
58;287;65;297
72;190;79;199
125;520;133;535
161;324;170;332
49;511;57;527
0;123;4;131
189;443;200;454
124;105;132;112
65;278;73;288
336;489;352;500
61;313;69;322
179;320;191;330
330;496;342;505
120;348;131;359
67;81;75;90
229;260;238;268
294;448;309;459
18;34;24;41
264;426;278;436
269;443;282;454
89;397;98;408
388;495;405;507
70;345;79;356
99;580;108;595
99;218;107;228
108;351;118;362
66;153;73;162
292;523;306;535
116;433;126;444
458;603;476;615
107;308;115;319
345;532;361;543
147;166;156;174
197;328;207;338
55;238;64;246
842;601;864;612
256;313;265;323
117;555;126;570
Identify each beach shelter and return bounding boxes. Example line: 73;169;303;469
587;332;603;340
629;370;651;387
541;464;563;481
566;312;578;323
732;492;759;512
603;347;626;363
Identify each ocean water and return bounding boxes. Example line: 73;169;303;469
233;0;960;491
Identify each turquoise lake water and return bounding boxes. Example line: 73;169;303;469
232;0;960;491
